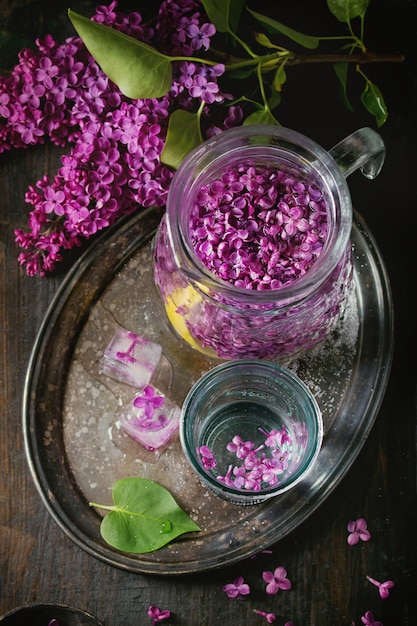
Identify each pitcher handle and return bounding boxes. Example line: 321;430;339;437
329;127;386;180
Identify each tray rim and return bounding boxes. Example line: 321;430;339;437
22;207;394;575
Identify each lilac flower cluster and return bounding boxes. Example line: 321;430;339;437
0;0;243;276
198;426;294;492
190;164;328;290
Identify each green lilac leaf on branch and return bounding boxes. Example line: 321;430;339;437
161;109;204;169
333;62;354;111
247;8;320;49
360;79;388;127
243;108;279;126
327;0;370;23
201;0;246;34
68;10;173;99
90;478;201;553
68;2;403;134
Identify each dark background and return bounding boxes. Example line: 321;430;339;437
1;1;416;624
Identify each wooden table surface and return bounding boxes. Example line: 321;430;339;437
1;1;416;624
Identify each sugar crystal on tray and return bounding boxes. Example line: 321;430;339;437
120;385;180;450
100;327;162;388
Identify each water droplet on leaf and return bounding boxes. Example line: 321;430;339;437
161;520;172;534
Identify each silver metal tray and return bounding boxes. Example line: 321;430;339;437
23;208;393;574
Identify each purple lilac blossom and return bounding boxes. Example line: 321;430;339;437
253;609;277;623
222;576;251;599
189;165;328;290
198;445;217;469
147;605;171;625
347;518;371;545
366;575;395;599
0;0;242;276
202;426;297;492
99;327;162;388
361;611;383;626
262;566;292;595
153;159;353;359
119;385;180;451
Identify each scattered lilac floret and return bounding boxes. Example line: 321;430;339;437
361;610;383;626
147;604;171;625
119;385;180;451
347;518;371;545
222;576;251;599
366;575;395;599
100;327;162;388
262;566;292;595
253;609;277;623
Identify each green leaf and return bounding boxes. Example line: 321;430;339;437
160;109;203;169
247;8;319;49
91;478;201;554
268;89;282;110
272;66;287;93
333;62;354;111
201;0;246;33
360;80;388;127
243;108;280;126
201;0;228;32
68;10;172;99
326;0;370;23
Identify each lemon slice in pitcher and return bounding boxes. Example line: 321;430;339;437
165;285;217;357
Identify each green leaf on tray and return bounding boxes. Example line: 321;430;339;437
68;10;173;99
90;478;201;553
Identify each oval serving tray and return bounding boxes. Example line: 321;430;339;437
23;207;393;574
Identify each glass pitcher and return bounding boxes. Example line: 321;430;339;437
153;125;385;360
